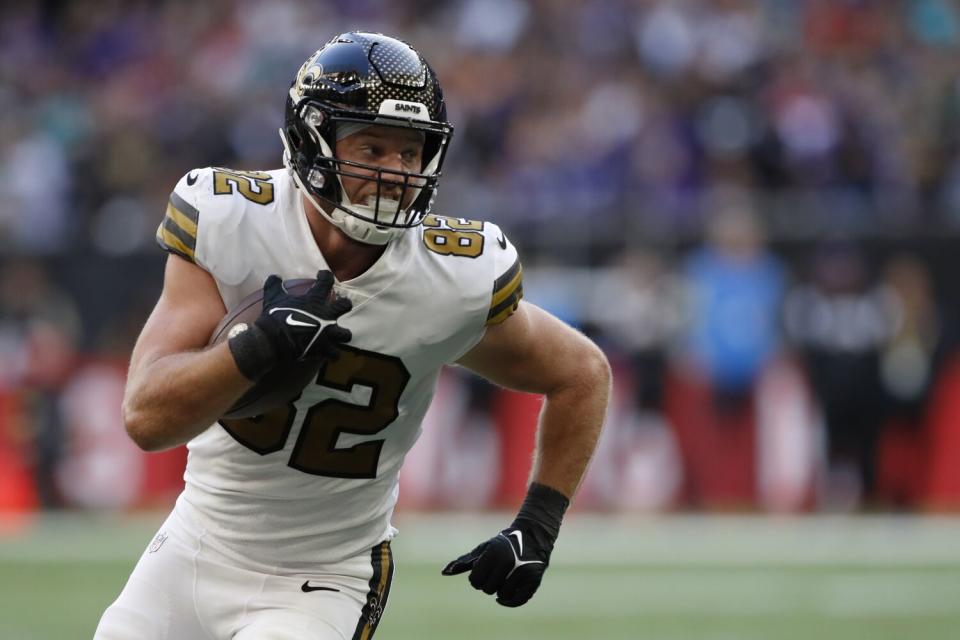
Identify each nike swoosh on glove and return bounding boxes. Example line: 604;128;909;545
441;519;553;607
255;270;352;363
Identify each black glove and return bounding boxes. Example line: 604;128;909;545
256;270;352;362
229;271;352;380
442;483;569;607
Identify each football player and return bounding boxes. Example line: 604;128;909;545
95;32;610;639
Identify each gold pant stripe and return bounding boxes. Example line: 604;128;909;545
353;542;393;640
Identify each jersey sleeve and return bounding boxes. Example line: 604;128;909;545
155;169;205;263
422;218;525;365
485;224;523;326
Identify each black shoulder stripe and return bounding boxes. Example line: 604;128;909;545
487;255;523;326
492;257;521;298
156;189;200;262
169;190;199;226
487;283;523;324
161;216;196;254
154;228;193;262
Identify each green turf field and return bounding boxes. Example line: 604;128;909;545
1;513;958;639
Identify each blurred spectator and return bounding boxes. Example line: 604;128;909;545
785;242;899;509
680;199;785;405
585;249;685;510
664;198;785;507
593;248;685;416
873;253;949;507
879;254;943;413
5;0;960;256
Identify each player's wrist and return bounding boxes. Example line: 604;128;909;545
512;482;570;546
228;323;279;381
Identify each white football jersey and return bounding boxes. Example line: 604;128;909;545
155;167;523;571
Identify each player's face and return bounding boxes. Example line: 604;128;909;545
335;125;426;209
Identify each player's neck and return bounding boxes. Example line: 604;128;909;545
302;195;387;281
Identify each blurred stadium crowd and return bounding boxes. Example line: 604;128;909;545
2;0;960;515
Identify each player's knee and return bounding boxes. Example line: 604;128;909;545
94;602;166;640
235;616;347;640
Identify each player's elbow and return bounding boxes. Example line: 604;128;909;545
122;397;168;452
549;337;611;396
123;408;157;452
580;340;612;393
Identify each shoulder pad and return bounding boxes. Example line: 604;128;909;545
416;215;523;326
155;168;209;262
484;222;522;326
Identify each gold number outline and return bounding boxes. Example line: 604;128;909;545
219;403;298;455
422;214;485;258
288;346;410;478
219;346;409;478
213;168;275;205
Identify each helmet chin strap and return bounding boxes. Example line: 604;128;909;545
279;129;402;245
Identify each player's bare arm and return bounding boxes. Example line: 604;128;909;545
445;299;610;607
123;254;353;452
122;254;251;451
457;300;611;498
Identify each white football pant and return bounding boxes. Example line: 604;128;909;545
94;509;393;639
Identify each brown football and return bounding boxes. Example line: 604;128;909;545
209;279;318;419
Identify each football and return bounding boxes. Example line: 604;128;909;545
209;279;318;419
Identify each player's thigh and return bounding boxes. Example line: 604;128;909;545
94;574;174;640
236;541;394;640
94;521;204;639
234;611;347;640
239;582;367;640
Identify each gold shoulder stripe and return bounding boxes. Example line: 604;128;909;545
161;214;196;251
169;191;199;227
487;283;523;326
155;222;195;262
491;257;522;308
487;256;523;325
156;191;199;262
166;202;197;239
